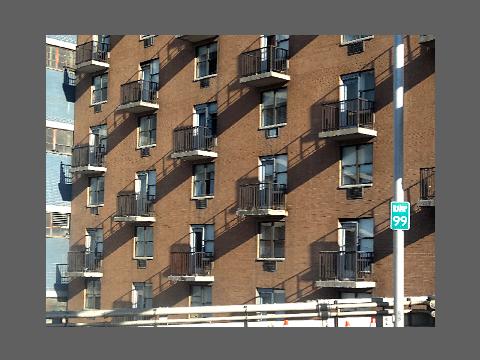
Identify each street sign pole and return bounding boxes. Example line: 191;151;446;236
393;34;405;327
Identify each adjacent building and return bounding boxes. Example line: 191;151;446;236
45;35;76;311
68;35;435;312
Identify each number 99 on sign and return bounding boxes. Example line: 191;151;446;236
392;215;408;227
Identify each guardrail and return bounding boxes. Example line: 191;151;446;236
240;46;288;77
76;41;109;64
238;183;286;212
321;99;374;132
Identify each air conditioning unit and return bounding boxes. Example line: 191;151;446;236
140;147;150;157
347;41;365;55
196;198;208;209
263;261;277;272
346;186;364;200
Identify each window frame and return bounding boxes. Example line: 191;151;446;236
194;42;218;80
91;72;108;105
46;127;73;155
339;143;373;188
137;114;157;148
132;282;153;309
134;226;154;259
88;176;105;207
84;278;101;310
46;212;70;238
340;35;374;46
256;288;286;305
135;170;156;201
257;221;285;261
86;228;104;257
260;87;288;130
192;163;215;199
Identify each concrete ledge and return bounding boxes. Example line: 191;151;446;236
418;199;435;207
67;271;103;278
76;60;109;73
318;127;377;140
113;216;156;223
117;101;159;113
171;150;218;160
176;35;217;43
315;280;376;289
236;209;288;217
168;275;214;283
239;72;290;87
71;165;107;174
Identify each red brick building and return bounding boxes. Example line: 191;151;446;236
68;35;435;311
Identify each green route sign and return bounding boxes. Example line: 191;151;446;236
390;201;410;231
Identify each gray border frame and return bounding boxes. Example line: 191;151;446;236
3;0;477;359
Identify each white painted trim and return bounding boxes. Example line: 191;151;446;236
46;37;77;50
46;205;71;214
46;120;74;131
340;35;374;46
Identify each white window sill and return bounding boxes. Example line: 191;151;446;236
338;184;373;189
257;258;285;262
194;74;217;82
192;196;214;200
136;144;157;150
340;36;374;46
90;100;108;107
86;204;104;208
133;257;154;260
259;123;287;131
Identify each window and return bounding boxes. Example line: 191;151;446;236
340;218;374;253
85;279;101;309
260;155;287;186
135;226;154;259
46;212;70;238
92;73;108;104
261;88;287;129
256;288;285;305
132;282;153;309
341;144;373;186
191;285;212;307
341;35;374;45
340;70;375;102
193;163;215;197
138;114;157;148
90;124;107;152
190;224;214;255
194;102;217;136
46;45;75;70
195;42;217;79
136;170;156;201
258;222;285;259
46;128;73;154
86;228;103;256
88;176;105;206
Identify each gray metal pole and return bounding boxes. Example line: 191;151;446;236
393;35;405;327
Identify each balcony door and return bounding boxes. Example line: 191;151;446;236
259;155;287;208
260;35;289;73
89;125;107;164
85;228;103;269
135;171;156;214
140;59;159;101
338;221;358;280
190;225;214;275
339;71;375;128
193;103;217;149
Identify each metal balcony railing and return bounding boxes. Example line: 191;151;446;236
170;251;213;277
67;251;102;274
319;251;374;282
120;80;158;105
420;167;435;201
75;41;109;64
238;183;287;212
116;193;154;218
321;99;375;132
173;126;215;153
56;264;69;284
240;46;288;77
72;144;105;168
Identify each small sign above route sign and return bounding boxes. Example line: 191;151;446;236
390;201;410;231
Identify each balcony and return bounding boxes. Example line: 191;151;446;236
71;144;106;174
75;41;110;73
315;251;375;289
419;35;435;48
239;46;290;87
113;193;156;222
419;167;435;207
171;126;218;160
237;183;287;217
67;251;103;278
318;99;376;140
117;80;159;113
168;251;214;283
175;35;217;43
